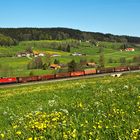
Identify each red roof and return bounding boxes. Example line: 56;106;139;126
126;48;135;51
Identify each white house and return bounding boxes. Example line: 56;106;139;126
71;52;82;56
39;53;45;57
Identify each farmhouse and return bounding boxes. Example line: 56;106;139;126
17;52;33;57
33;51;46;57
38;53;45;57
50;64;61;69
33;51;39;57
125;48;135;52
87;62;96;67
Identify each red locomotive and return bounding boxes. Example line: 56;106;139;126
0;77;17;84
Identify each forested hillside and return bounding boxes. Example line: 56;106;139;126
0;33;17;46
0;28;140;46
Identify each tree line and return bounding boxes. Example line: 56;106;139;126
0;34;17;46
0;28;140;46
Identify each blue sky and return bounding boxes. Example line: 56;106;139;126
0;0;140;36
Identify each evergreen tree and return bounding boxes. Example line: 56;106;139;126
66;44;71;52
98;45;105;68
99;53;105;68
54;59;60;64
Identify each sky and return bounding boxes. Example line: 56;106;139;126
0;0;140;37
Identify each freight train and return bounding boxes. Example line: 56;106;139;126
0;65;140;85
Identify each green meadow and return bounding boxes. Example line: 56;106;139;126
0;73;140;139
0;40;140;77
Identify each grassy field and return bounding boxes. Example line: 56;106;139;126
0;40;140;77
0;73;140;139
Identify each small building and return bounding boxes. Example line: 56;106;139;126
33;51;39;57
50;64;61;69
51;54;61;57
17;54;22;57
125;48;135;52
39;53;45;57
16;52;34;57
87;62;96;67
71;52;82;56
17;52;26;57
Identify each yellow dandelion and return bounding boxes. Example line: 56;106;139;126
16;131;21;135
133;136;137;139
79;102;83;108
89;132;93;135
63;132;68;139
80;124;84;127
85;120;88;124
39;136;44;139
0;133;4;138
27;137;33;140
13;125;18;129
98;125;102;129
72;133;76;138
71;129;77;138
106;126;109;129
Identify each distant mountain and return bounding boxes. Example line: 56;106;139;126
0;27;140;46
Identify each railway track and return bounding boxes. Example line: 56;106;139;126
0;70;140;89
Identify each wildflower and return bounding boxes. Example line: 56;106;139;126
28;137;33;140
124;85;129;89
48;100;57;107
80;124;84;127
71;129;77;138
0;133;4;138
16;131;21;135
106;126;109;129
39;136;44;139
13;125;18;129
63;132;68;139
89;132;93;135
113;125;117;128
85;120;88;124
132;129;139;134
98;125;102;129
79;102;83;108
108;88;114;93
60;109;69;114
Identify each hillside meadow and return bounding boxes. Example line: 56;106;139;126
0;73;140;139
0;40;140;77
